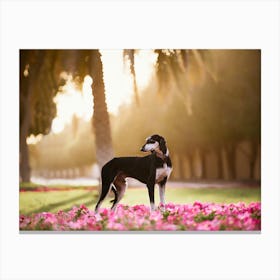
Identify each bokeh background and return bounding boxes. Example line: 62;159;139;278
19;49;261;214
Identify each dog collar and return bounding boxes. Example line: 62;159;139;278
154;151;168;161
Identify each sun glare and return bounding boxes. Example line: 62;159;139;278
134;50;157;89
48;50;156;136
100;50;133;114
51;75;93;134
101;49;156;114
26;134;42;145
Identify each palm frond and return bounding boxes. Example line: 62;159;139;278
155;49;172;94
192;50;218;83
155;49;186;95
123;49;140;105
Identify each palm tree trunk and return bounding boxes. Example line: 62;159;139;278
89;50;114;169
249;141;258;180
19;50;45;182
225;142;237;180
188;152;195;179
20;94;31;182
178;155;185;180
200;148;207;179
214;146;223;179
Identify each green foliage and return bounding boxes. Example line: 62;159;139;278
20;50;93;138
20;50;64;137
194;211;216;223
251;211;261;220
162;210;171;220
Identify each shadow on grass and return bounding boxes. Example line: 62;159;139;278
61;199;96;213
26;192;99;216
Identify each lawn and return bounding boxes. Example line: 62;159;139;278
19;184;261;216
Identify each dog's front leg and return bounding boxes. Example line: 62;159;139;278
158;177;167;210
147;182;156;211
159;185;166;210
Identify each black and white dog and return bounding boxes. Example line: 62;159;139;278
95;134;172;212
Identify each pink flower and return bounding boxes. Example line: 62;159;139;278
19;202;261;231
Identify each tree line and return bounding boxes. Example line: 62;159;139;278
113;50;260;180
20;49;260;182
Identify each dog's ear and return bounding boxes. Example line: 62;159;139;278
159;138;167;154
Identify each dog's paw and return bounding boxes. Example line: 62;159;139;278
158;203;166;212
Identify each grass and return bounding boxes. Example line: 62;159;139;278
19;184;261;215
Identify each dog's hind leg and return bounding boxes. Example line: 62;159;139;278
110;184;118;204
111;183;126;211
111;173;127;211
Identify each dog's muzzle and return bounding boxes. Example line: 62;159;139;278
140;145;146;152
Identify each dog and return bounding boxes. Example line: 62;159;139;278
94;134;172;212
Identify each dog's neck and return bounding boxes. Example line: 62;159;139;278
153;149;169;161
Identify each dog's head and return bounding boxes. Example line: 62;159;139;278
140;134;167;154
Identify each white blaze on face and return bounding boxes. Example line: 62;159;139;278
143;142;159;151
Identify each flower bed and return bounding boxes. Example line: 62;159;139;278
19;202;261;231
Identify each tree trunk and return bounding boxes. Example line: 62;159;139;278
200;148;207;179
178;155;185;180
89;50;114;170
188;152;195;179
19;50;45;182
20;94;31;182
249;141;258;179
225;142;237;180
215;147;223;179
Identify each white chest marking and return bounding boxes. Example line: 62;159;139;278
155;163;172;183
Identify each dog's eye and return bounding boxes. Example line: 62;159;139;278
148;139;156;144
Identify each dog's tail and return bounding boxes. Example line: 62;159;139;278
95;161;117;212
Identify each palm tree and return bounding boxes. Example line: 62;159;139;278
123;49;215;113
20;50;61;182
88;50;114;169
20;49;114;181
